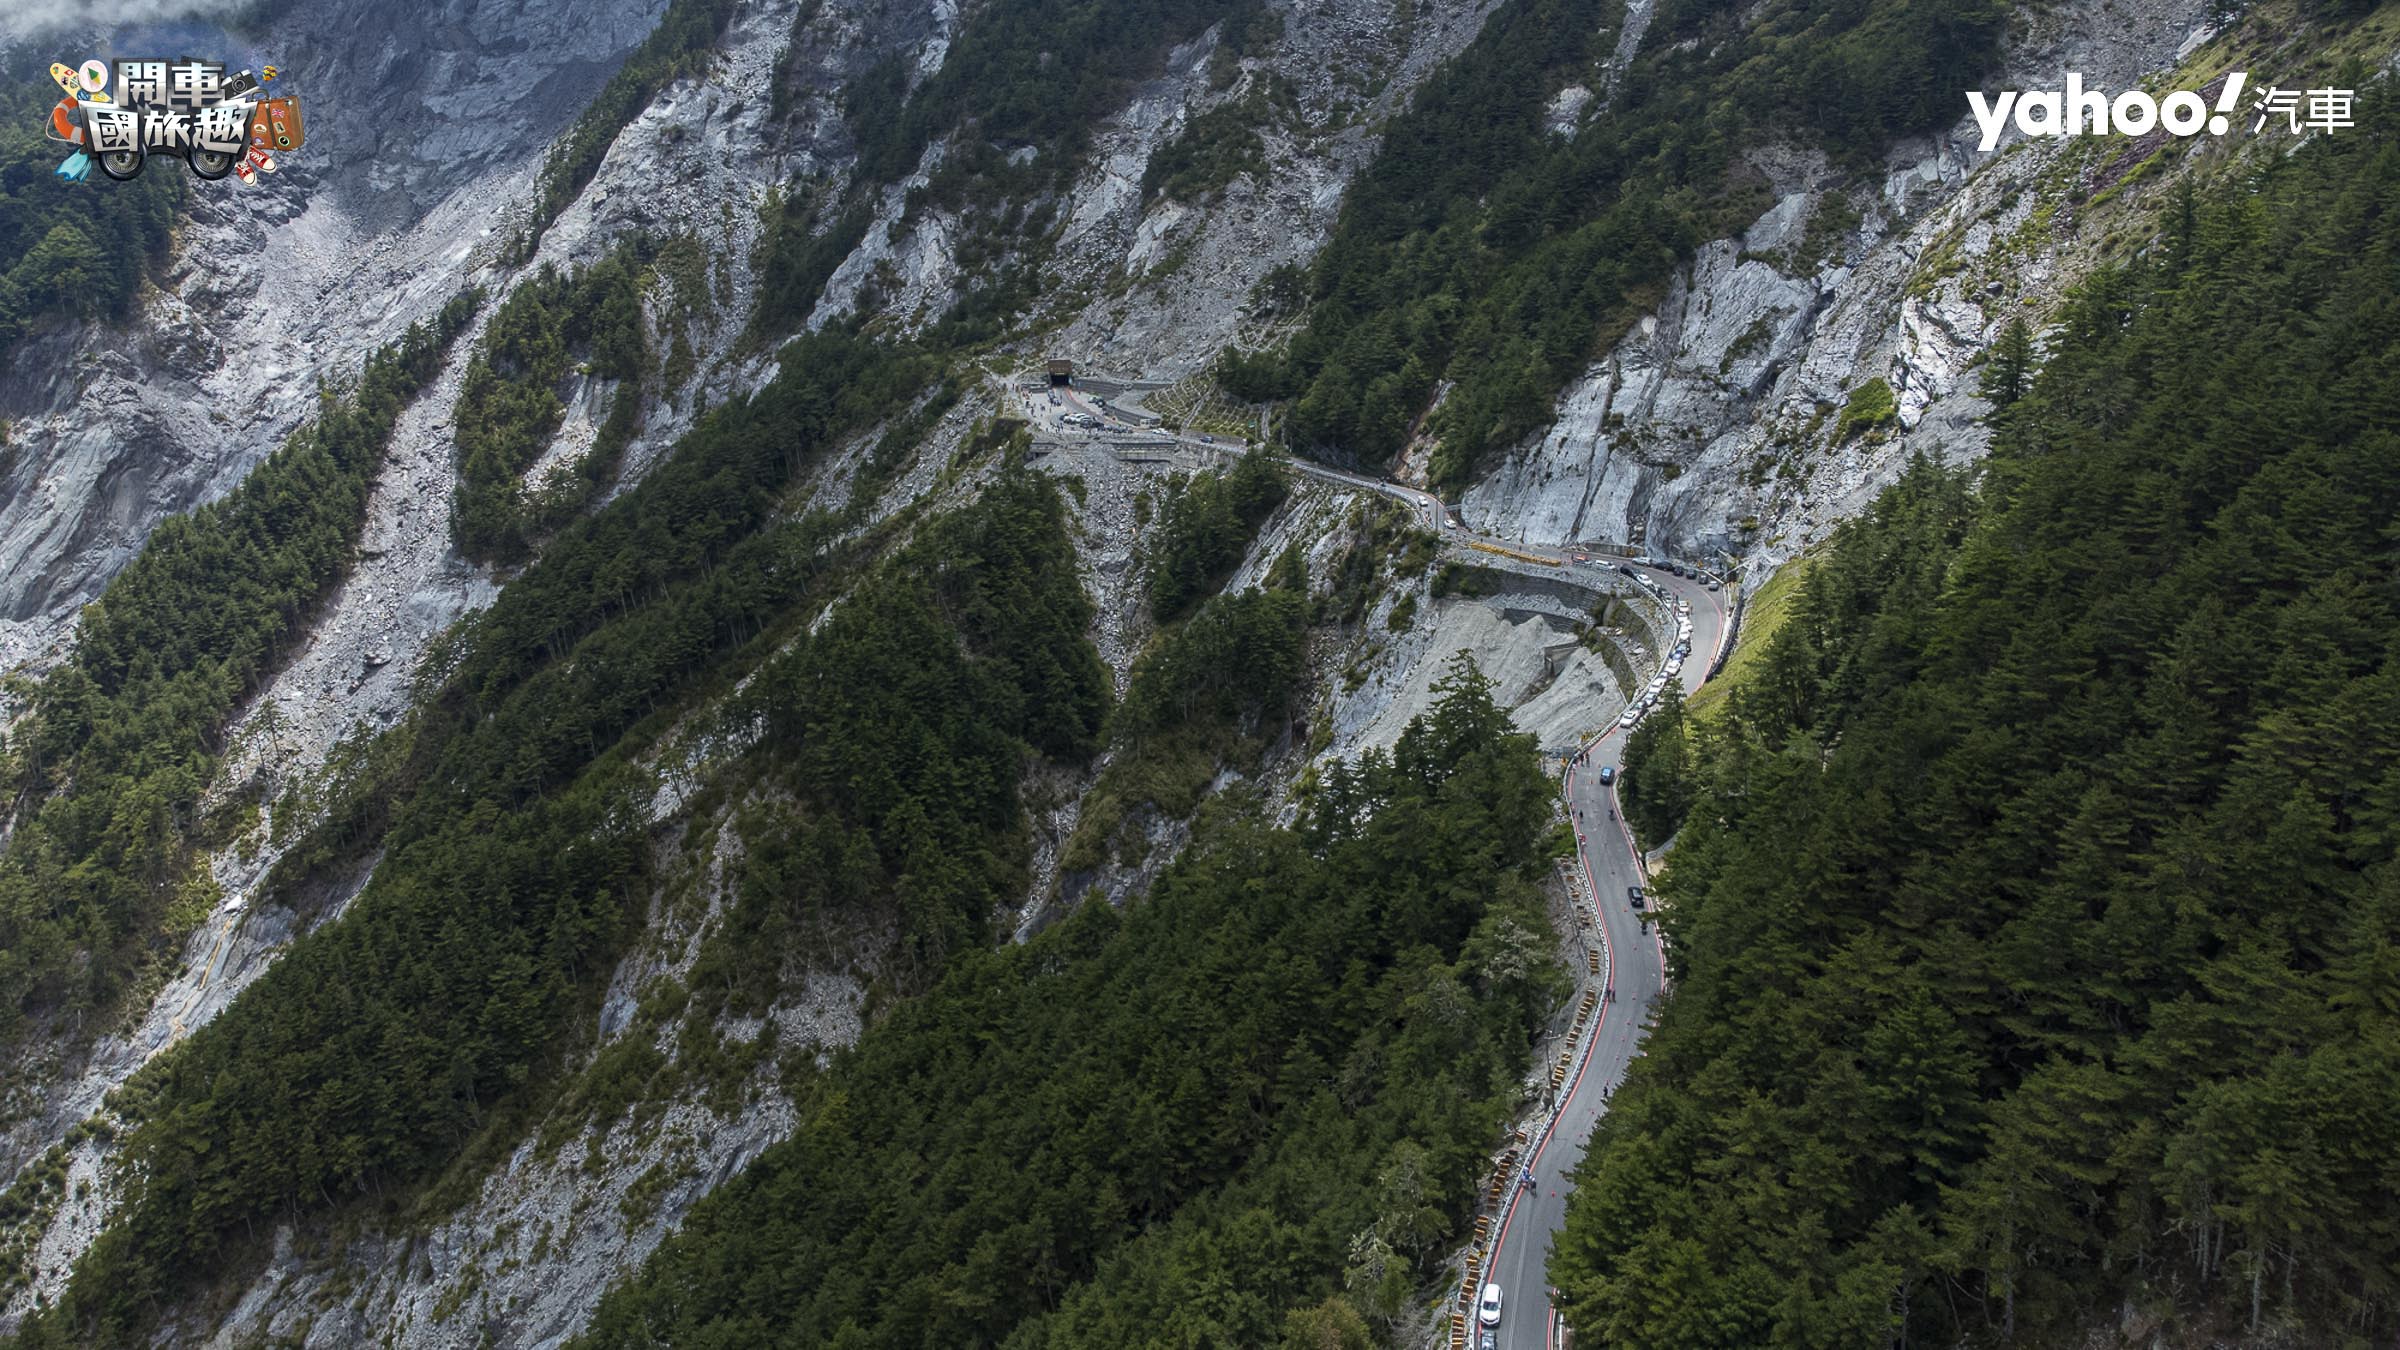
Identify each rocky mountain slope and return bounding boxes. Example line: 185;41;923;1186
0;0;670;674
0;0;2385;1343
1454;0;2217;567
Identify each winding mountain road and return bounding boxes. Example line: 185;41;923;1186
1259;436;1736;1348
1026;382;1738;1346
1482;569;1726;1350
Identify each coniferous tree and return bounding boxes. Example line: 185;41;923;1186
1551;92;2400;1346
1981;315;2034;410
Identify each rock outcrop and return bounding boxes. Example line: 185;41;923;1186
1459;0;2219;577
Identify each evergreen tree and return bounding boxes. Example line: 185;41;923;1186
1980;315;2034;410
1551;91;2400;1346
1620;683;1696;847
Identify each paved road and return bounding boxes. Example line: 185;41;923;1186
1013;381;1454;534
1279;459;1451;532
1482;568;1729;1350
1253;429;1740;1348
1018;390;1746;1344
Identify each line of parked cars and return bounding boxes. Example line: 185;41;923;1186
1616;594;1698;730
1624;555;1724;590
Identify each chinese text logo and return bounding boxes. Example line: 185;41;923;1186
43;57;303;185
1967;73;2352;154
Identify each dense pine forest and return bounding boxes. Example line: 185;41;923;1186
14;0;2400;1340
0;68;182;364
14;334;997;1342
0;296;475;1047
452;248;650;562
1570;94;2400;1345
577;661;1560;1349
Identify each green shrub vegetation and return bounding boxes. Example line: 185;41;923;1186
1833;375;1897;442
576;660;1561;1348
1145;452;1291;622
0;294;475;1048
0;75;182;361
1681;553;1815;726
1141;89;1276;203
1555;95;2400;1345
453;249;650;562
1221;0;2008;488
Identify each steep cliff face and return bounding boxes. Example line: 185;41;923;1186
0;0;2365;1342
0;0;667;675
1457;0;2220;572
0;3;670;1327
1029;0;1508;375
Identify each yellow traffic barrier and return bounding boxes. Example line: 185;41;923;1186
1465;539;1563;567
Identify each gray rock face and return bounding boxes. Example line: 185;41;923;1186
0;0;666;677
808;0;1505;374
186;811;864;1350
1457;0;2219;576
0;0;735;1330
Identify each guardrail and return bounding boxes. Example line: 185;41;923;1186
1449;850;1613;1345
1709;576;1746;681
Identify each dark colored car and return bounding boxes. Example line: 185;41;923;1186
1597;765;1617;785
1628;886;1646;909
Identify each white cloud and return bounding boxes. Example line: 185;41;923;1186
0;0;251;43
